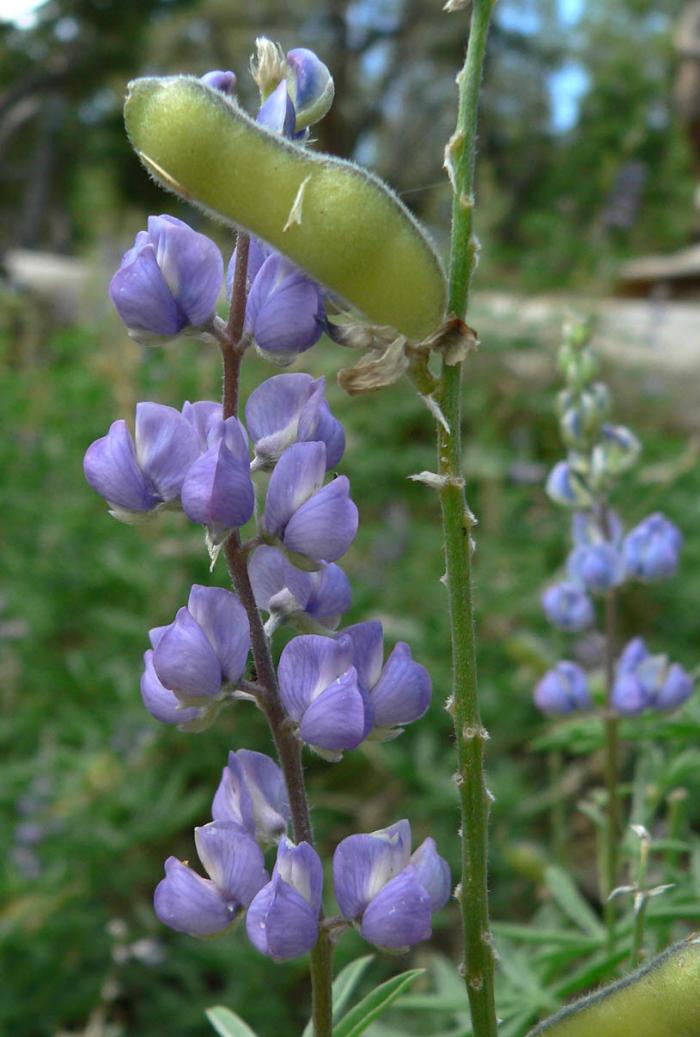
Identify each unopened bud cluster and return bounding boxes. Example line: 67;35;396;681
87;43;449;965
536;320;692;717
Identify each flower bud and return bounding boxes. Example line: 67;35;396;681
245;373;344;470
623;513;682;582
151;585;250;706
277;634;371;757
534;661;591;715
246;838;322;959
591;425;641;485
285;48;334;130
256;80;296;137
262;442;358;563
109;215;223;344
545;462;593;509
84;402;200;523
200;70;237;95
558;345;599;391
342;621;431;739
154;822;268;937
212;750;290;845
541;582;594;632
333;820;450;951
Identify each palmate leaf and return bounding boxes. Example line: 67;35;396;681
205;1006;259;1037
543;866;604;939
332;968;424;1037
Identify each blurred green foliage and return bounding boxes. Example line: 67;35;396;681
1;297;700;1034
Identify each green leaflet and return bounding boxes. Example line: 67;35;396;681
527;935;700;1037
124;77;446;341
205;1006;259;1037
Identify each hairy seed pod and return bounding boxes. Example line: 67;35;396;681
124;77;446;340
527;935;700;1037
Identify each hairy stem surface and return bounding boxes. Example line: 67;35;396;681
219;233;333;1037
439;3;498;1036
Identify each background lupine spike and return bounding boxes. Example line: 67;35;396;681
123;76;446;340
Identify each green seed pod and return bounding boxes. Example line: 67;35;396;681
124;76;446;341
528;935;700;1037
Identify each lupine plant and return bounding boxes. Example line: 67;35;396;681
82;4;700;1037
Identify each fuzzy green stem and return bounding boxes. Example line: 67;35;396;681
439;3;497;1036
219;233;333;1037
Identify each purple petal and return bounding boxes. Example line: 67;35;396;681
153;608;222;700
299;667;367;750
534;661;591;715
263;442;326;538
286;48;334;129
246;255;324;356
194;822;268;906
657;664;694;710
360;867;432;949
200;70;237;95
283;476;358;562
256;80;296;137
277;634;353;720
227;237;269;299
305;564;352;625
333;820;412;921
134;402;200;501
343;621;385;690
370;642;431;728
211;753;256;834
182;400;223;450
140;649;203;727
617;637;649;675
410;838;451;910
186;585;250;684
612;674;648;715
541;582;594;632
248;546;313;612
181;441;255;529
315;402;345;469
237;750;290;841
109;242;184;336
246;874;319;959
154;857;234;936
274;838;323;909
246;373;322;464
147;215;223;326
84;420;157;512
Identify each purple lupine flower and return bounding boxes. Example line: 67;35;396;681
200;70;237;95
567;542;623;594
109;215;223;344
154;821;268;937
623;513;683;583
277;634;370;757
541;582;594;632
285;48;335;130
263;442;358;563
571;509;623;548
227;238;326;363
246;838;323;959
151;585;250;705
181;399;224;448
140;636;213;731
342;621;431;738
534;661;591;715
180;416;255;544
612;637;694;715
245;373;344;470
212;750;290;845
545;462;592;508
333;820;450;951
84;402;200;523
248;546;351;631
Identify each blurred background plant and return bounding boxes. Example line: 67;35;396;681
2;2;700;1036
